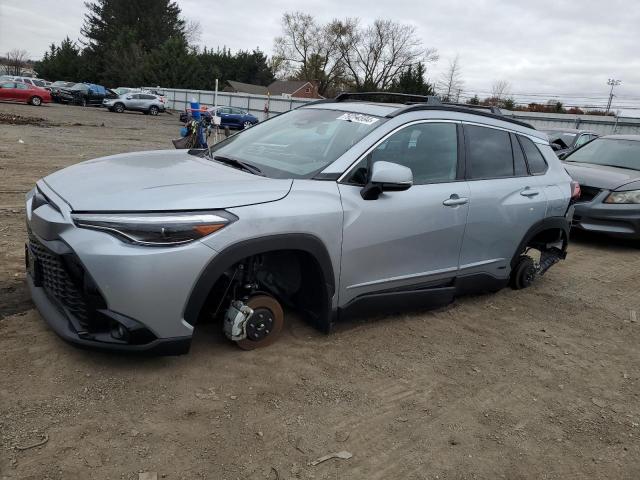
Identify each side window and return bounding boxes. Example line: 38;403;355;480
141;94;155;100
518;136;548;175
574;134;590;148
465;125;514;179
0;82;14;88
510;133;528;176
16;83;28;90
348;122;458;185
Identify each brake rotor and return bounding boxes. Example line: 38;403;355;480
236;295;284;350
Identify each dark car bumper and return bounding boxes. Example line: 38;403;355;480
572;200;640;239
27;274;192;355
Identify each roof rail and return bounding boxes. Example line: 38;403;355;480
444;103;504;115
334;91;442;105
388;104;534;130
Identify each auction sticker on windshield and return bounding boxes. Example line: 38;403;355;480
336;113;380;125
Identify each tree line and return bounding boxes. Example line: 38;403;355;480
33;2;437;96
35;0;274;89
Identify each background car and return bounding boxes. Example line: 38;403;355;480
12;76;49;88
47;81;76;102
544;128;599;157
179;106;259;129
57;83;115;106
103;92;166;115
563;135;640;239
0;80;51;105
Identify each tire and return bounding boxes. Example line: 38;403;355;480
30;96;42;106
149;105;159;116
243;121;253;129
236;295;284;350
113;103;125;113
510;255;536;290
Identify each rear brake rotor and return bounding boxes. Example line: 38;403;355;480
236;295;284;350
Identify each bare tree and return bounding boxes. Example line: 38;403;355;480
335;19;437;91
184;19;202;45
5;49;29;76
438;55;463;102
273;12;344;96
491;80;511;100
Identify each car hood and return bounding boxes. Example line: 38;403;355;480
562;161;640;190
43;149;292;211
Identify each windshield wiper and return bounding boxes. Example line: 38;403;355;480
213;155;264;176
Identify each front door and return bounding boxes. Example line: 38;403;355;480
338;121;469;306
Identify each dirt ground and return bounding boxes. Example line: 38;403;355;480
0;102;639;480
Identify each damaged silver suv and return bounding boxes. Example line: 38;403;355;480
26;93;573;354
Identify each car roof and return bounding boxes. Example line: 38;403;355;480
599;134;640;142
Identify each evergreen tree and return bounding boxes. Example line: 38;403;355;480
81;0;185;84
35;38;83;81
390;63;435;96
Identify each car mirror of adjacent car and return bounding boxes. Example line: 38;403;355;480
360;161;413;200
126;96;132;100
551;142;562;151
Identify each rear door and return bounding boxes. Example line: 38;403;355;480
338;121;469;305
15;82;31;101
458;124;548;279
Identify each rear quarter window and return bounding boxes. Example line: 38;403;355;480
518;136;548;175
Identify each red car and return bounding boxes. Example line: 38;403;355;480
0;80;52;106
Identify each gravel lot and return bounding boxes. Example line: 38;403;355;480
1;102;639;480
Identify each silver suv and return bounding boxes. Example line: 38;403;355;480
103;92;165;115
25;93;573;355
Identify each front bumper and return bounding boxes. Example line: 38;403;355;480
572;194;640;239
27;275;191;354
25;183;218;354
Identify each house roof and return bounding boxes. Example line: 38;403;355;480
226;80;268;95
267;80;311;96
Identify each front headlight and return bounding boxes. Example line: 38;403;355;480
71;211;235;246
604;190;640;204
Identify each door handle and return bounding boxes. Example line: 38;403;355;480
443;194;469;207
520;188;540;197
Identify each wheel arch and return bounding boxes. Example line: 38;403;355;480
183;234;336;333
510;216;570;269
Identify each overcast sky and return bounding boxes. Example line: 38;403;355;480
2;0;640;112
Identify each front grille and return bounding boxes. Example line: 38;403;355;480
28;231;105;331
578;186;602;203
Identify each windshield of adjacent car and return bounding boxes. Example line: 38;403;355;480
564;138;640;171
544;131;577;148
207;108;385;178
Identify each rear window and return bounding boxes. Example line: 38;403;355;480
518;136;548;174
465;125;514;179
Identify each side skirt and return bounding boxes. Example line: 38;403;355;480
338;273;509;322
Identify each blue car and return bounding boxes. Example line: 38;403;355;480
180;106;259;129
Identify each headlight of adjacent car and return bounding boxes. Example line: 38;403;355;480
604;190;640;204
71;211;235;246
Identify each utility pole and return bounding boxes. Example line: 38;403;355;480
606;79;621;114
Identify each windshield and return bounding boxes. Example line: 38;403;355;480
208;108;385;179
545;131;577;149
565;138;640;170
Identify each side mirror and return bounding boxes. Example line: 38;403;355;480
550;142;562;151
360;161;413;200
126;96;132;100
